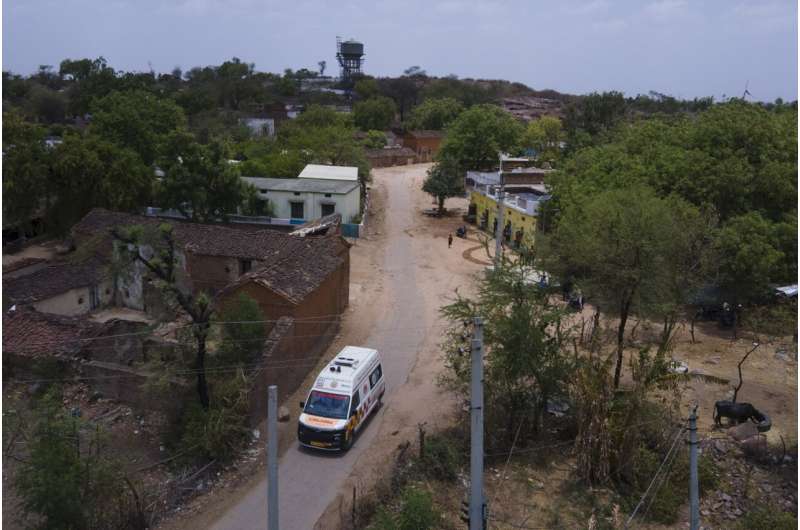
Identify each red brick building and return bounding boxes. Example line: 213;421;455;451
69;209;351;337
402;130;445;162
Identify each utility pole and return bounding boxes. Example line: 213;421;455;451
493;154;505;268
688;405;699;530
268;385;279;530
469;317;486;530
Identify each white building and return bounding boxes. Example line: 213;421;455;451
242;176;361;223
240;117;275;137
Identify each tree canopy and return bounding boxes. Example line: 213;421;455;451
157;132;248;222
353;96;396;131
406;97;464;130
437;104;524;171
90;90;187;165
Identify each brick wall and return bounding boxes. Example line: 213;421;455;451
82;360;192;420
246;316;338;426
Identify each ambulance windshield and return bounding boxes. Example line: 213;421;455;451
304;391;350;419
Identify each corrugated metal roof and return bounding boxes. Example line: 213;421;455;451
242;177;359;194
298;164;358;181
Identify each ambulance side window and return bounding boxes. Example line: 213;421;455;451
369;365;383;389
350;391;360;416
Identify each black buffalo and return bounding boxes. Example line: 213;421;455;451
713;400;758;426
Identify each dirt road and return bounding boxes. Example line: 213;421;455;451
201;164;484;529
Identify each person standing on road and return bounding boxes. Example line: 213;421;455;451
448;233;453;248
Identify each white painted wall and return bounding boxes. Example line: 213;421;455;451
258;188;361;223
32;280;115;316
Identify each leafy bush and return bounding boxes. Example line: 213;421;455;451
175;373;251;464
368;486;440;530
214;293;266;366
416;432;463;481
737;507;797;530
15;390;140;529
622;445;719;525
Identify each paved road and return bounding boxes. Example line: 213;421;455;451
211;166;431;530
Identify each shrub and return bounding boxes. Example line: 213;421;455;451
175;373;251;464
416;432;463;481
15;390;140;529
367;486;439;530
214;293;266;366
737;507;797;530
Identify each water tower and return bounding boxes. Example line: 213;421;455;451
336;37;365;83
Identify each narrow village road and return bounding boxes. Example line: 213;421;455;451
203;163;484;530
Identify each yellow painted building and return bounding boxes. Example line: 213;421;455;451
469;186;546;246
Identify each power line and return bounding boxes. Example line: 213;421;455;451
640;438;683;522
625;423;687;528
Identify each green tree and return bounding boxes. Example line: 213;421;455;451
563;90;627;146
377;76;420;122
15;390;138;529
419;76;495;107
90;89;186;165
157;131;249;221
716;212;784;305
61;57;120;116
543;186;703;389
441;253;573;446
2;111;51;231
438;104;523;170
215;293;267;366
354;78;380;100
363;130;387;149
523;115;563;164
421;158;464;214
27;85;67;123
353;96;396;131
48;134;154;232
406;97;463;130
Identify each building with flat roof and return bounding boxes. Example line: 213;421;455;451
298;164;358;182
469;183;551;247
242;176;361;223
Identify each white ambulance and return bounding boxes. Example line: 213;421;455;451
297;346;385;451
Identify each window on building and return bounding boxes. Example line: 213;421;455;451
321;203;335;216
293;191;301;196
324;193;332;198
259;189;268;194
239;259;252;275
290;201;304;219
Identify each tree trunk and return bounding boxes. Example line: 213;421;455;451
690;312;697;344
732;343;759;403
437;196;445;215
195;325;210;410
613;295;633;389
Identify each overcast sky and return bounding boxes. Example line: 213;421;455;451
3;0;797;101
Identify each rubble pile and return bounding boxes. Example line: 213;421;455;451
699;432;796;525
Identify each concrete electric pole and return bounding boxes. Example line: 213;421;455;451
469;317;486;530
688;405;699;530
268;385;279;530
493;155;505;268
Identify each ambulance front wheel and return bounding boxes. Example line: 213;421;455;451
341;432;353;451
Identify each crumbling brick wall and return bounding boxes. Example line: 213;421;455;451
246;316;339;426
82;360;191;421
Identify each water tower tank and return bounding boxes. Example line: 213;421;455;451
340;40;364;57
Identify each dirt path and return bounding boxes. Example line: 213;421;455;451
159;163;484;529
